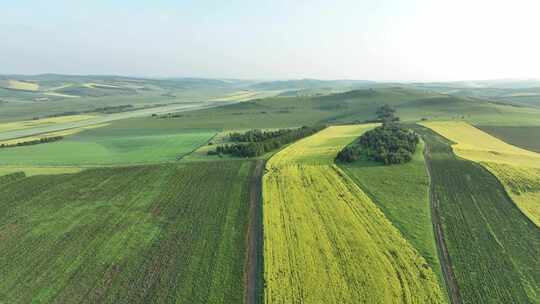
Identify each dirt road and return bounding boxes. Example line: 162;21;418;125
245;160;265;304
424;142;463;304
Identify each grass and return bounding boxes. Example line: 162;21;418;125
420;121;540;168
339;139;445;289
477;125;540;153
0;161;254;303
0;115;96;133
415;126;540;304
263;125;445;303
0;122;217;166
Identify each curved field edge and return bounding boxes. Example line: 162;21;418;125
414;126;540;304
482;163;540;227
262;125;445;303
0;161;254;303
420;121;540;227
339;139;447;292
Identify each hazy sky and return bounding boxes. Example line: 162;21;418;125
2;0;539;81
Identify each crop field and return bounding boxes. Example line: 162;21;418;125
420;121;540;168
0;161;254;303
0;80;40;91
0;115;96;133
263;125;445;303
269;124;377;164
0;123;217;166
0;123;109;146
422;121;540;226
483;162;540;227
478;125;540;153
416;126;540;304
339;139;444;286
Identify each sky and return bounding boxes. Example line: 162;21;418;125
1;0;539;81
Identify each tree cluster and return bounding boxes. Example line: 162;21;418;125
336;105;418;165
228;129;292;142
212;126;324;157
0;136;64;149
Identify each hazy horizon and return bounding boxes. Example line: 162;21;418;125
2;0;539;81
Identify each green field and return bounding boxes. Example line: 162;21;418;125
0;161;254;303
339;139;444;288
415;126;540;304
263;126;445;303
0;121;216;166
478;125;540;153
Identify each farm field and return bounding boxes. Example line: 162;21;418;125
0;121;217;166
483;163;540;227
420;121;540;168
0;161;254;304
339;139;445;287
263;125;445;303
0;115;96;133
415;126;540;304
478;125;540;153
421;121;540;226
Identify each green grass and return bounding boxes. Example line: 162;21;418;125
0;121;216;166
339;140;445;290
477;125;540;153
0;161;254;303
415;126;540;304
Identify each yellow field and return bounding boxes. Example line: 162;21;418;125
43;92;80;98
0;115;95;133
270;124;377;165
0;166;82;177
210;91;260;102
263;125;445;303
0;80;40;91
421;121;540;227
483;163;540;227
420;121;540;168
0;123;108;146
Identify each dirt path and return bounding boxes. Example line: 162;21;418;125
245;160;265;304
424;143;463;304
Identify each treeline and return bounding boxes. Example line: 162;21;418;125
210;126;324;157
336;105;419;165
229;129;292;142
0;136;64;149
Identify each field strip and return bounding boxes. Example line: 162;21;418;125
424;141;462;304
414;125;540;303
263;125;445;303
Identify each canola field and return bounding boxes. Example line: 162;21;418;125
263;125;445;303
421;121;540;227
420;121;540;168
483;163;540;227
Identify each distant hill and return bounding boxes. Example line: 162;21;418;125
250;79;376;90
